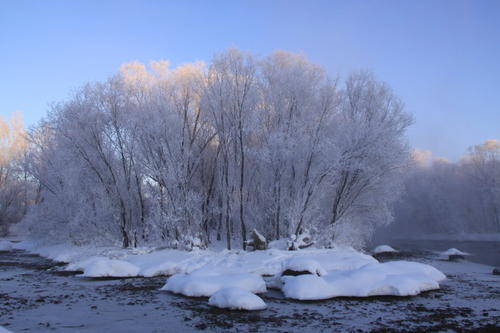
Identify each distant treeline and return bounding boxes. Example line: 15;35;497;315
391;142;500;236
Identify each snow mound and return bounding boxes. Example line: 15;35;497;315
161;271;266;297
280;257;327;276
80;258;141;277
268;239;289;250
0;240;13;251
281;261;445;300
208;287;266;310
300;250;378;272
139;261;179;277
440;248;469;257
67;250;196;277
66;256;108;272
126;249;198;276
13;240;377;280
0;326;13;333
373;245;398;254
281;274;332;300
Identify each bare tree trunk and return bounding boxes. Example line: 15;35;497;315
239;129;247;250
223;153;231;250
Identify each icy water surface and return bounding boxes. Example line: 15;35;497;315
388;239;500;267
0;249;499;332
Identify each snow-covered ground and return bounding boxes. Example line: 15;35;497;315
1;239;499;331
0;241;13;252
11;239;378;279
5;239;447;304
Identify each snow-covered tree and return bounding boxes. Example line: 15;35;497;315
389;140;500;237
16;49;413;249
0;113;29;235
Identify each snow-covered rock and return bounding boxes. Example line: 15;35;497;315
246;229;267;250
280;257;327;276
161;271;267;297
80;258;141;277
439;248;469;258
208;287;267;310
280;261;446;300
0;240;13;251
373;245;398;254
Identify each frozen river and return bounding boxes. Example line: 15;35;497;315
387;239;500;267
1;247;499;332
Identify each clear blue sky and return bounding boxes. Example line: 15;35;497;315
1;0;499;160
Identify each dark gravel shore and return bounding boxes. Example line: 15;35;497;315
1;248;499;332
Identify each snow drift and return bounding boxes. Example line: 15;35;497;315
208;287;267;310
79;258;141;278
280;260;446;300
7;239;447;301
280;257;327;276
0;240;13;251
161;270;267;297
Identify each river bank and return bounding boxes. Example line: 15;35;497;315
1;244;499;332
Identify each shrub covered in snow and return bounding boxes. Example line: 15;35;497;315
288;231;314;251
